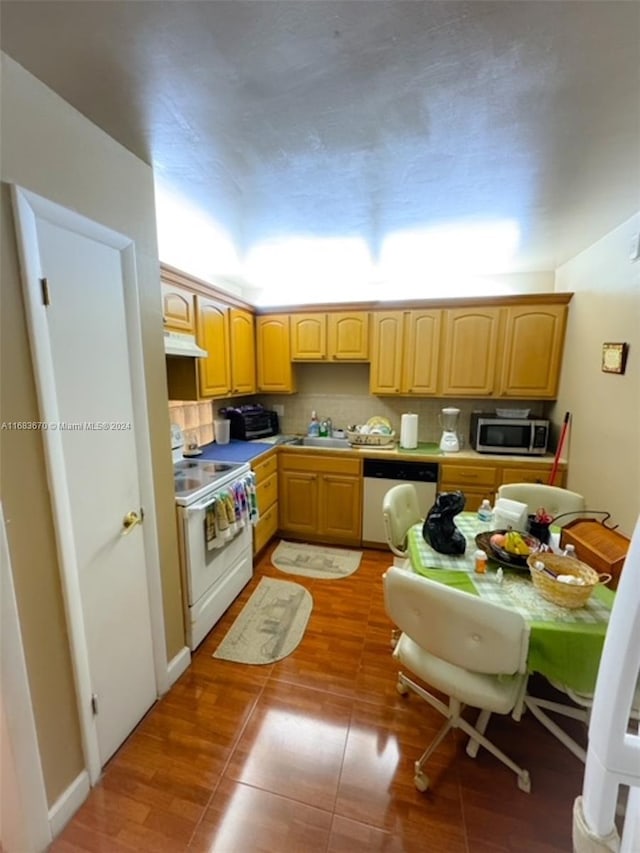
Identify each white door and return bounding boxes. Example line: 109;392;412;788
12;189;157;771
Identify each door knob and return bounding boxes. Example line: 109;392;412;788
121;509;143;535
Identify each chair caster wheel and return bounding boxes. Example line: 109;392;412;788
414;772;429;792
396;680;409;696
517;771;531;793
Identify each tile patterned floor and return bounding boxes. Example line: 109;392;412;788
51;542;586;852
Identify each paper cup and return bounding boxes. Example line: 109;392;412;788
214;419;230;444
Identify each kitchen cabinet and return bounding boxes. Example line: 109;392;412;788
290;311;369;361
253;451;278;555
498;305;567;398
440;307;501;396
229;308;256;395
196;295;231;398
439;458;566;512
439;463;498;512
370;310;441;395
162;281;195;332
166;299;256;400
278;451;362;545
369;312;404;394
256;315;296;393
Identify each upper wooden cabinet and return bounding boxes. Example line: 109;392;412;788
196;295;231;398
290;311;369;361
162;282;195;332
229;308;256;395
256;315;296;393
370;300;568;399
370;310;441;395
440;307;501;396
498;305;567;398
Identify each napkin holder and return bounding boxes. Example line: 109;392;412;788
493;498;528;532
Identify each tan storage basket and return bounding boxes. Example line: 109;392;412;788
526;553;612;609
346;430;396;446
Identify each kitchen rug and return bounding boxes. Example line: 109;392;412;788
213;578;312;665
271;540;362;579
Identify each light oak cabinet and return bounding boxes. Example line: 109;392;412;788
439;459;566;511
291;312;369;361
370;310;442;395
166;299;256;400
439;464;498;512
253;451;278;555
440;307;501;396
498;305;567;398
162;282;195;332
256;315;296;393
278;452;362;545
196;295;231;398
229;308;256;395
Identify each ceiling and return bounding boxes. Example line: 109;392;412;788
2;1;639;297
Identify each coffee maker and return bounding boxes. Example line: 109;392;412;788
439;407;461;453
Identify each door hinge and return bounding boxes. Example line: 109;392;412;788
40;277;50;306
91;693;99;716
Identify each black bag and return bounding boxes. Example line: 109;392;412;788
422;491;466;555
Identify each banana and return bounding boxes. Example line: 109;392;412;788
504;531;531;556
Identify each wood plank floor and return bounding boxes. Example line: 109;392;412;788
51;542;587;852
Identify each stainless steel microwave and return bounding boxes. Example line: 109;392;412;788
470;413;550;455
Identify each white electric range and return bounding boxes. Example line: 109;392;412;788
171;425;253;649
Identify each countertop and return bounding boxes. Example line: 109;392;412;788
188;439;564;468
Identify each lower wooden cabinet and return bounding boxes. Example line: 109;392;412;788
278;452;362;545
439;464;497;512
253;451;278;555
439;460;567;512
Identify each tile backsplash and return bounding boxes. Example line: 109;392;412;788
169;363;548;447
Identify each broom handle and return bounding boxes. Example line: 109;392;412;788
549;411;570;486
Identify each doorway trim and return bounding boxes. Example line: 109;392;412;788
11;185;169;785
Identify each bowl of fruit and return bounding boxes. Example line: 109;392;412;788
476;529;542;569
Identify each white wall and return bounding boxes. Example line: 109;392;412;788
554;213;640;536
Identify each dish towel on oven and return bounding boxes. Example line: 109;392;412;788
204;475;259;551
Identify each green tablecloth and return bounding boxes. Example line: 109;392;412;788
407;515;614;694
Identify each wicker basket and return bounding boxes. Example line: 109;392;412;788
346;430;396;447
526;553;612;609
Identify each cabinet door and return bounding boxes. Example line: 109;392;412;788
499;305;567;398
440;308;501;395
403;310;442;394
162;282;195;332
291;314;327;360
328;312;369;360
319;474;362;543
196;296;230;397
499;465;566;487
370;312;404;394
279;470;318;536
256;315;295;393
229;308;256;395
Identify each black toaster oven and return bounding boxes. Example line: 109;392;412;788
222;405;280;441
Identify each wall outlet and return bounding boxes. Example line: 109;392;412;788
273;404;285;417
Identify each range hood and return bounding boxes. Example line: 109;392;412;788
164;331;208;358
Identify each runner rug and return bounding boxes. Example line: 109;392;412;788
271;540;362;579
213;577;312;665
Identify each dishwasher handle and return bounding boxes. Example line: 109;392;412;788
362;458;439;483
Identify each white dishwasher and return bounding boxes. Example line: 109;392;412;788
362;458;439;546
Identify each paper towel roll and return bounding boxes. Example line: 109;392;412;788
400;413;418;449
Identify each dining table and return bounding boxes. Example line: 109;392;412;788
408;513;615;695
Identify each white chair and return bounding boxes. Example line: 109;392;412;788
383;566;532;793
497;483;586;525
382;484;422;568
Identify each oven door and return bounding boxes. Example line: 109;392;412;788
178;497;251;606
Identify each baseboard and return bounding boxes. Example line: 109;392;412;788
165;645;191;691
48;769;90;839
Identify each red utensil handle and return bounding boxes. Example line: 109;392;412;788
549;411;570;485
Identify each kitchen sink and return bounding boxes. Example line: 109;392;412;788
299;436;352;449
